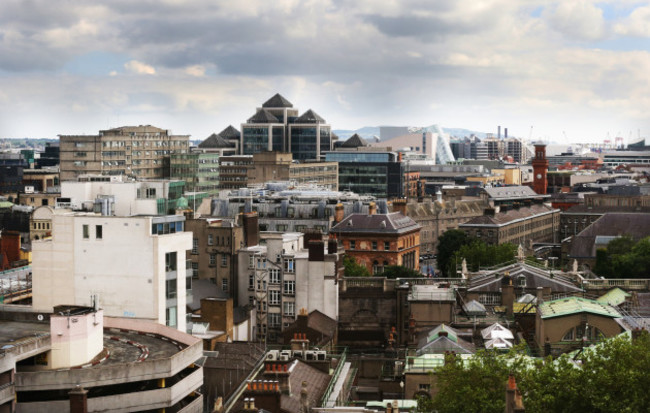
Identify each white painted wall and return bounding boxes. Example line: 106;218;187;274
32;214;192;331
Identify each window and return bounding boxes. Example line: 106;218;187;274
209;254;216;266
283;302;295;316
191;262;198;278
221;254;228;266
562;328;575;341
95;225;103;239
249;256;255;268
166;279;177;299
249;274;254;290
350;240;355;250
384;241;390;250
257;258;267;269
166;306;177;328
222;278;228;292
83;224;89;239
186;276;192;293
269;269;281;284
192;238;198;254
283;280;295;295
269;290;281;305
268;313;281;327
208;234;213;245
166;252;177;272
284;259;294;272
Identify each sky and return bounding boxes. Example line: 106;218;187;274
1;0;650;144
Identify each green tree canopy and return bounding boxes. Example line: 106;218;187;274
451;240;517;273
594;236;650;278
436;229;469;276
419;332;650;413
342;255;370;277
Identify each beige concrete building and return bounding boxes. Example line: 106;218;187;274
59;125;190;181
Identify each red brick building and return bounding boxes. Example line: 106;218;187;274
330;211;421;274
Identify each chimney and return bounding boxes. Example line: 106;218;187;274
505;374;526;413
291;329;310;351
392;199;407;216
303;230;322;249
69;385;88;413
536;287;544;305
300;381;309;413
368;202;377;215
327;239;338;254
386;402;393;413
308;240;325;262
334;203;345;223
242;212;259;247
246;380;282;411
393;400;400;413
501;283;515;317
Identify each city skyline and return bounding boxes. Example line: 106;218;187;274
1;1;650;143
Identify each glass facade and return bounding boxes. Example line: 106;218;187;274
291;127;318;161
242;127;270;154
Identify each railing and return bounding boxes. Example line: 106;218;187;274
319;347;348;407
582;279;650;290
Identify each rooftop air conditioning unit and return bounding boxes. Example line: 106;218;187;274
316;351;327;360
279;354;290;361
305;351;317;360
266;350;280;361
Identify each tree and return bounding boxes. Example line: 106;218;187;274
343;255;370;277
594;236;650;278
425;332;650;413
380;265;422;279
436;230;469;276
451;240;517;272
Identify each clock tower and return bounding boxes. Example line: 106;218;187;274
532;142;548;195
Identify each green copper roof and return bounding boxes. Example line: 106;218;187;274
426;324;458;343
596;288;630;307
539;297;621;319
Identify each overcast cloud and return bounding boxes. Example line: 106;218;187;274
1;0;649;143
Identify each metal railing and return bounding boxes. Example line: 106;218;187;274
319;347;348;407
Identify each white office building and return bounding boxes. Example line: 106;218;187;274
32;213;192;331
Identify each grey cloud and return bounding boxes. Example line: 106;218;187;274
362;14;479;40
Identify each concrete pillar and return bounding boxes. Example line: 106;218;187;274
69;385;88;413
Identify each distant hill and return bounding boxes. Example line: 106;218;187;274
333;126;487;142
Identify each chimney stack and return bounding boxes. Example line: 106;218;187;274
392;199;407;216
505;374;526;413
69;386;88;413
368;202;377;215
300;381;309;413
334;203;345;223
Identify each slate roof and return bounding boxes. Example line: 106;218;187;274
484;186;547;200
460;204;557;227
307;310;337;339
262;93;293;108
330;212;420;234
248;109;280;123
198;133;236;149
538;297;621;319
468;262;582;293
569;213;650;258
294;109;326;124
282;361;331;413
340;133;369;148
463;300;486;316
218;125;241;140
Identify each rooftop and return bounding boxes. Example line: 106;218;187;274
331;212;420;234
538;297;621;319
262;93;294;108
460;204;557;227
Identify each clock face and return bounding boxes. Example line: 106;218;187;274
536;173;542;179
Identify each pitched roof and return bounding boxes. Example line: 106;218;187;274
282;361;331;413
460;204;557;227
417;335;475;355
248;109;280;123
481;323;514;340
340;133;369;148
330;212;420;234
569;213;650;258
468;262;582;293
484;186;547;200
307;310;337;338
218;125;241;140
463;300;486;316
538;297;622;319
595;288;631;307
262;93;293;108
294;109;326;124
198;133;236;149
